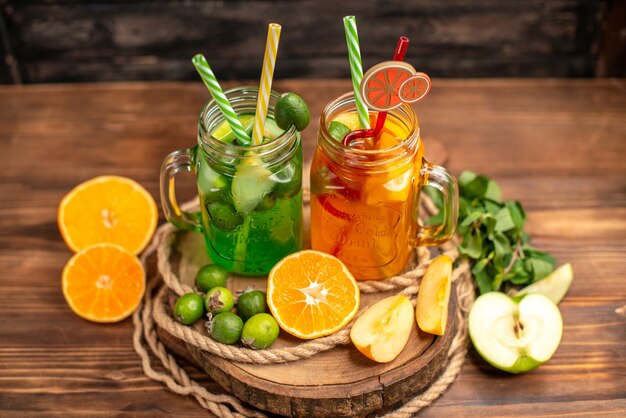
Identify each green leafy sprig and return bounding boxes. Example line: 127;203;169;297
426;171;555;295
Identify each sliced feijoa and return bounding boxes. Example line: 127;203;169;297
198;159;230;203
231;158;275;215
207;201;243;231
270;160;301;198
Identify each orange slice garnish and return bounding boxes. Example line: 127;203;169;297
399;73;431;103
360;61;416;112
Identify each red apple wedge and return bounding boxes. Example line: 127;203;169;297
350;295;414;363
416;255;453;335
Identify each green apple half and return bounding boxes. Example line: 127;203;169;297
469;292;562;374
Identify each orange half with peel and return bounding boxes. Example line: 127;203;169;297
58;175;158;255
62;243;145;323
267;250;360;339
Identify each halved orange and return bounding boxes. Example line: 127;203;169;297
58;176;157;254
267;250;360;339
62;243;145;323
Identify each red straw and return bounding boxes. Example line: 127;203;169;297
342;36;409;146
393;36;409;62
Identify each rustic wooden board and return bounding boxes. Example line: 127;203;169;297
159;303;456;417
152;226;459;417
158;287;457;417
1;80;626;417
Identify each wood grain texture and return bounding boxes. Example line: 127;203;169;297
0;0;612;83
1;79;625;417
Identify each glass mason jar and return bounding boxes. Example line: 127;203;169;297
310;93;458;280
161;87;303;276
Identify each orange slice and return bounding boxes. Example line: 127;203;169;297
267;250;360;339
399;73;431;103
62;243;145;323
58;176;158;254
361;61;416;112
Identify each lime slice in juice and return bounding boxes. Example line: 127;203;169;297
328;121;351;142
332;112;360;131
264;118;285;141
212;114;255;144
212;114;287;144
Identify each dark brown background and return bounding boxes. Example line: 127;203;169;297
1;0;625;84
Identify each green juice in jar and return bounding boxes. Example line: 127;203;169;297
197;114;303;275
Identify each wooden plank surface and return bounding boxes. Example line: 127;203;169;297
0;79;625;417
0;0;610;83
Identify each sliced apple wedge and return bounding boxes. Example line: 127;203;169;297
416;255;453;335
469;292;563;374
350;295;414;363
513;263;573;304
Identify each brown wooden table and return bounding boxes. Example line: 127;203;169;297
1;79;625;417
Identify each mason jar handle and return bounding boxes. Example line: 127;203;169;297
417;160;459;245
160;147;203;232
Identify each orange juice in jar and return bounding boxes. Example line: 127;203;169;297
310;93;458;280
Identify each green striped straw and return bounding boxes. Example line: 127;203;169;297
343;16;370;130
192;54;251;145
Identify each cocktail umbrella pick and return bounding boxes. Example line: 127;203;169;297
192;54;251;145
252;23;282;145
343;16;370;130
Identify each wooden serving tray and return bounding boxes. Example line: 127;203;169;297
156;231;457;417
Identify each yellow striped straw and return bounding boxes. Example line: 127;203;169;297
252;23;281;145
